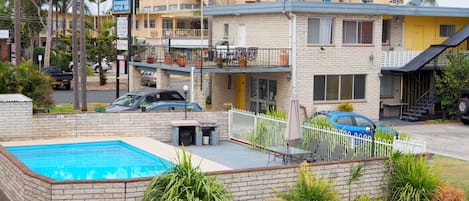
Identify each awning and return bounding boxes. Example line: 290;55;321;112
398;24;469;72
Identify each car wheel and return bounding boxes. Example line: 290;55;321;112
461;118;469;125
458;98;469;115
65;84;71;90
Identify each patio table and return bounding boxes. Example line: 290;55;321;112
267;146;312;165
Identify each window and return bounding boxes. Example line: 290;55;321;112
223;24;229;39
313;74;366;101
307;17;334;44
149;20;156;28
169;4;178;10
354;116;374;127
135;20;140;30
142;6;151;13
250;77;277;114
343;20;373;44
380;72;393;97
144;20;148;28
440;24;455;37
153;6;166;12
382;19;391;44
69;21;72;29
336;116;354;126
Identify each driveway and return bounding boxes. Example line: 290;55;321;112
394;123;469;161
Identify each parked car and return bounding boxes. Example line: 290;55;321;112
141;71;157;87
458;88;469;125
44;66;73;90
307;111;399;138
106;90;185;112
145;101;202;112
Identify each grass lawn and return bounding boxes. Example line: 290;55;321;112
49;103;107;113
434;155;469;200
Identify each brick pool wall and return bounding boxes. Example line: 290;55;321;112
0;142;434;201
0;111;228;142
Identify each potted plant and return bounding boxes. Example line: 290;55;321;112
94;103;107;112
164;52;173;65
147;48;156;63
194;51;203;68
132;38;148;62
176;53;187;67
214;57;224;68
239;56;248;68
139;103;148;112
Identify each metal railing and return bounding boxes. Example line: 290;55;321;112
132;45;292;68
381;49;469;69
229;108;426;161
162;29;209;39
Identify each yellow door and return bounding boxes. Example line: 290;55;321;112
411;25;425;50
236;74;246;109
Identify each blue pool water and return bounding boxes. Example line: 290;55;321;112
6;141;173;181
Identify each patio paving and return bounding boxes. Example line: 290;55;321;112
183;140;284;169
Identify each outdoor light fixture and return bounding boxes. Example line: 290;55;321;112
183;85;189;119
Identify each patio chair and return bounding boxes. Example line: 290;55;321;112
233;47;247;60
345;148;355;160
330;144;345;161
310;141;329;162
247;47;258;61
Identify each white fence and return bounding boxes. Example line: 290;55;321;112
229;108;426;160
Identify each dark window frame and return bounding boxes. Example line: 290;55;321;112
313;74;367;101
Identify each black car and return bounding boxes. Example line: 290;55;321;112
106;90;185;112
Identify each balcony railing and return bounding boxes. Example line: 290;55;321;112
162;29;209;39
132;45;291;69
381;49;469;69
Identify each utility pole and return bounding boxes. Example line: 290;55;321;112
14;0;20;66
80;0;87;111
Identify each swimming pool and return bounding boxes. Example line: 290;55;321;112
6;141;173;181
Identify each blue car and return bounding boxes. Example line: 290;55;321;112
308;111;398;138
145;101;202;112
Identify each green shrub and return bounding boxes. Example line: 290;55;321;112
338;102;354;112
143;148;232;201
273;162;340;201
387;153;439;201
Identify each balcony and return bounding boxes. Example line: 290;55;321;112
380;49;469;70
131;45;292;72
162;29;209;39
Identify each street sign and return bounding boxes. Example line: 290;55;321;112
0;30;9;39
116;39;128;50
112;0;131;14
116;17;128;38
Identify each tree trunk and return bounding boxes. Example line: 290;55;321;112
72;0;79;110
80;0;87;111
44;0;54;67
14;0;21;65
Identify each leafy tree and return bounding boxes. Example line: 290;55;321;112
87;20;117;85
435;53;469;118
0;60;54;109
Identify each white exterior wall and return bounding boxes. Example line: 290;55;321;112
211;13;382;119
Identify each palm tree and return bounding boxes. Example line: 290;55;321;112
14;0;21;65
80;0;87;111
72;0;79;110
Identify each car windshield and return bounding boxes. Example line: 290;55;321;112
111;95;141;107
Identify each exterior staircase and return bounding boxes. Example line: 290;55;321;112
401;89;438;121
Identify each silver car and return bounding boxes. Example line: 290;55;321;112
106;90;185;112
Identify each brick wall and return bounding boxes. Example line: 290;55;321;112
0;110;229;142
0;146;399;201
212;159;388;201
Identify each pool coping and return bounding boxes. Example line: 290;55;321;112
0;136;232;184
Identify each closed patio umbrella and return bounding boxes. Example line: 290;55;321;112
285;93;302;149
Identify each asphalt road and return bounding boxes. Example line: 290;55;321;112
394;123;469;161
